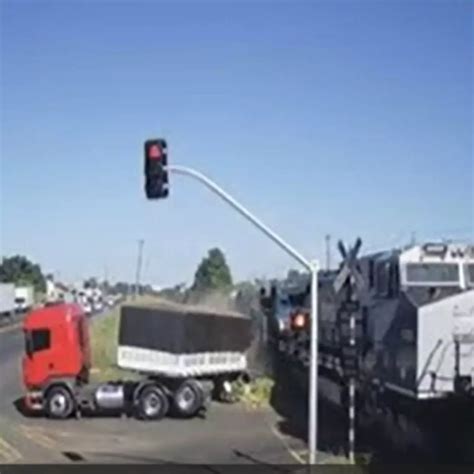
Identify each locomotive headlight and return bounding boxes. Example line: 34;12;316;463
423;243;447;256
293;314;306;329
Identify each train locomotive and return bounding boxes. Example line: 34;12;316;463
262;241;474;457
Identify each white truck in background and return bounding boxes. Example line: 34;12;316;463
0;283;16;319
14;286;34;313
91;288;104;312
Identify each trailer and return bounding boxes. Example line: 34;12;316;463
21;301;252;420
0;283;15;319
14;286;34;313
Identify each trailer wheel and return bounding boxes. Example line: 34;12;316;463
46;386;75;419
137;386;169;421
172;379;204;418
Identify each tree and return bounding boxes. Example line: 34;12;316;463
191;248;233;293
158;282;186;303
233;280;258;312
287;269;300;281
113;281;130;295
84;277;98;289
0;255;46;292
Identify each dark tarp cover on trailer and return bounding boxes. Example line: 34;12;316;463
118;303;252;354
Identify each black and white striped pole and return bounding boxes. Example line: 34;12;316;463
333;238;365;464
348;289;356;464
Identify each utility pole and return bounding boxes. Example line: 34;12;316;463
134;239;144;299
325;234;331;271
104;265;109;284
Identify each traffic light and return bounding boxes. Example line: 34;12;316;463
144;138;169;199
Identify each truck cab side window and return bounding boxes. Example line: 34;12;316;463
31;329;51;352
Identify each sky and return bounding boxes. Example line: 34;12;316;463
1;0;473;287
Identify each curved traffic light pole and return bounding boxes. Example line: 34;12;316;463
168;164;320;465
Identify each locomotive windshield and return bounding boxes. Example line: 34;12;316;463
466;264;474;286
405;263;459;285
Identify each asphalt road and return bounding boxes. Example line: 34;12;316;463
0;311;309;466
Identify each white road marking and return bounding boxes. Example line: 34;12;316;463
0;435;22;463
268;421;306;464
19;425;56;450
0;323;21;334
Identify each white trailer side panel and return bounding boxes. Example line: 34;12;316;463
118;345;247;377
0;283;16;314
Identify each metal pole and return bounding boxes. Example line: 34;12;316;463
309;260;319;465
347;276;356;463
348;313;356;463
135;239;144;299
168;165;319;464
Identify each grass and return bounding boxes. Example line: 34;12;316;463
89;306;122;382
232;376;275;409
89;304;141;382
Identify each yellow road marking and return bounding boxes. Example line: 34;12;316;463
0;323;21;334
19;425;56;450
0;435;22;463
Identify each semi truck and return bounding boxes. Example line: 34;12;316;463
14;286;34;313
22;301;252;420
0;283;16;320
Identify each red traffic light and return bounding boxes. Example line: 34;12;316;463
147;144;162;160
144;138;169;200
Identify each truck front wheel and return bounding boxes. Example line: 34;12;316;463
136;386;169;421
46;386;75;419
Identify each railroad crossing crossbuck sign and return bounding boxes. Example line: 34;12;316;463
333;238;367;463
333;238;367;377
333;237;367;304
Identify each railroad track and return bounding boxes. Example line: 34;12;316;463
270;343;474;464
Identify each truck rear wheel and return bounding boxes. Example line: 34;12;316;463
172;379;203;418
46;386;75;419
137;386;169;421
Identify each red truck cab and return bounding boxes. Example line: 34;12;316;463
22;303;91;411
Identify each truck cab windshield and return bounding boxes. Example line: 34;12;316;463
405;263;460;286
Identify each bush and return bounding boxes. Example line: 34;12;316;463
232;376;274;409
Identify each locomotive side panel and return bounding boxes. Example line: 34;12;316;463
417;290;474;397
